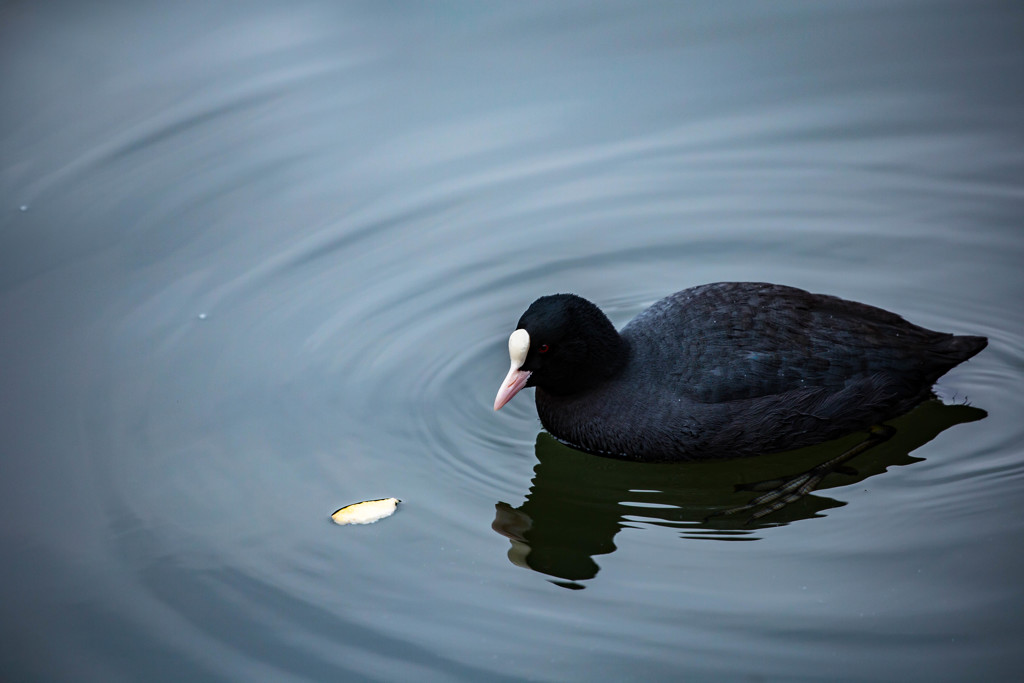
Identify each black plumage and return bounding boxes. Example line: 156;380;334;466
498;282;986;461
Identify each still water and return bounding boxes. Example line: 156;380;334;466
2;1;1023;680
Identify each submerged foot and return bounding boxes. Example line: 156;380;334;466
708;425;896;525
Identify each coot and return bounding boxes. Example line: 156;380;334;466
494;282;986;461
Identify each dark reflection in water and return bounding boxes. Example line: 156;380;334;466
494;400;986;587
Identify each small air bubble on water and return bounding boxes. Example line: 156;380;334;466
197;313;208;320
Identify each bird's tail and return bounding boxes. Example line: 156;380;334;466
933;334;988;364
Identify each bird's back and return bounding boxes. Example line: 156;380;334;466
622;282;985;404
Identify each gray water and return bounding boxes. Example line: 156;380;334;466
2;2;1023;681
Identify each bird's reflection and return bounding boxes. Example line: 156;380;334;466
493;400;985;588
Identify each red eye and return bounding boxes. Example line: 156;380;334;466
538;344;550;353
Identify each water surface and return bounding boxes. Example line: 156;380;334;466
2;1;1023;681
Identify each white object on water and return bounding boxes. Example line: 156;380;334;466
197;313;207;320
331;497;400;525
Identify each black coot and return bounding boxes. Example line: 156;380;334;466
494;282;986;461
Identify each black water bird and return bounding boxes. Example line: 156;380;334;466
494;282;986;463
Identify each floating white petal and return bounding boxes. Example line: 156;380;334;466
331;497;400;525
